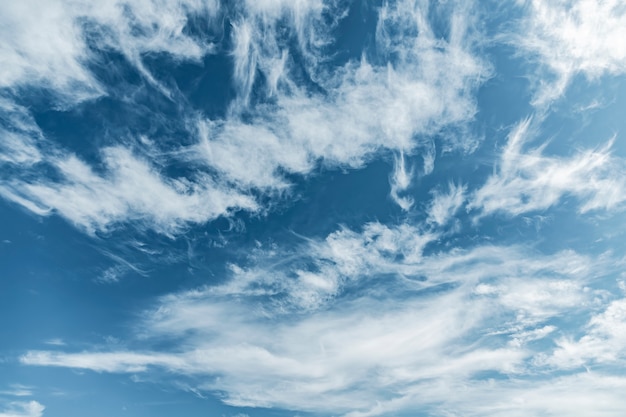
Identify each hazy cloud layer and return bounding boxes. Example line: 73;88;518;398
22;221;622;416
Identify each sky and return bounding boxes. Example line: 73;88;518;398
1;0;626;416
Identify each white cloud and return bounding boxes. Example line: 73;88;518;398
0;100;42;166
95;266;124;284
0;0;231;234
0;0;100;103
0;146;257;235
427;182;466;226
345;372;626;417
0;0;218;102
0;401;44;417
213;222;438;310
44;339;66;347
537;297;626;369
514;0;626;105
469;118;626;217
389;152;414;211
189;0;489;193
1;0;489;235
0;385;33;398
21;222;614;415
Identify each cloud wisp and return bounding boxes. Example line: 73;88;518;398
513;0;626;105
427;182;466;227
0;401;44;417
0;0;489;235
0;145;258;235
469;117;626;217
0;0;218;103
20;221;623;416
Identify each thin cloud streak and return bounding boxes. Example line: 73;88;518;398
1;146;258;235
469;118;626;217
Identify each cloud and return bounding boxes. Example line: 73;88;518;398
0;401;44;417
21;221;617;416
182;0;490;211
0;100;42;166
44;339;66;347
513;0;626;105
536;296;626;369
427;182;466;227
0;0;218;102
389;152;414;211
345;372;626;417
0;385;33;398
0;0;100;103
469;118;626;217
1;0;489;235
213;222;438;311
0;146;258;235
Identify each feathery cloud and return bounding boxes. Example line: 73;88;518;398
21;222;615;416
514;0;626;105
469;118;626;217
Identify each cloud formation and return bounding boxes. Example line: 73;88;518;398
469;118;626;217
0;0;488;234
0;0;218;102
515;0;626;105
0;401;44;417
0;146;258;235
5;1;626;416
21;221;620;416
427;182;466;227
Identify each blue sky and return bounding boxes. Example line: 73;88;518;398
1;0;626;416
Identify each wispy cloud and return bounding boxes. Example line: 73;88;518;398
389;152;414;211
0;401;44;417
21;220;618;416
190;0;489;189
513;0;626;105
43;339;65;347
0;385;33;398
0;100;42;166
1;0;489;235
427;182;466;227
0;146;257;235
536;296;626;369
0;0;218;102
344;372;626;417
469;117;626;217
